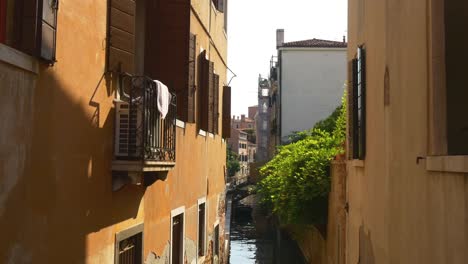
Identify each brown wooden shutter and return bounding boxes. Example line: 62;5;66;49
213;74;220;134
0;0;6;43
187;33;196;123
222;85;231;138
144;0;190;120
14;0;39;56
38;0;58;62
207;61;214;133
198;51;209;131
108;0;136;73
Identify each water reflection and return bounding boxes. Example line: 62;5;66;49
229;195;305;264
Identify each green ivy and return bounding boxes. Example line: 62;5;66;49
227;146;240;177
258;92;347;224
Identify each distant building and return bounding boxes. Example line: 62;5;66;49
256;76;273;162
228;128;250;183
231;114;255;130
276;29;347;142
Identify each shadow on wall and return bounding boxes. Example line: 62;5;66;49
359;225;375;264
0;65;145;263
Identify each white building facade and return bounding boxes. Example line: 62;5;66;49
277;30;347;142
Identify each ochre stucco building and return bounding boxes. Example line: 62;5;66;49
346;0;468;263
0;0;231;263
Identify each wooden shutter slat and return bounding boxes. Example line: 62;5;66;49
112;0;136;15
213;74;219;134
187;33;196;123
222;85;231;138
198;51;209;131
108;0;135;73
207;62;214;133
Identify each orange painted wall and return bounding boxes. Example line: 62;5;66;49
0;0;228;263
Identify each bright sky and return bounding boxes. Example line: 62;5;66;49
227;0;348;116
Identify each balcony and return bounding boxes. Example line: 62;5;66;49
112;74;177;189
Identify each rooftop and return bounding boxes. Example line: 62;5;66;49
281;38;347;48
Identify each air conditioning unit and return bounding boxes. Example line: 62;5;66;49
114;100;143;158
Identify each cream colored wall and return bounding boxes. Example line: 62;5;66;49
347;0;468;264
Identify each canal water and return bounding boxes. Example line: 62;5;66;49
228;194;306;264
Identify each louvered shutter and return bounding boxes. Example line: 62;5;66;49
39;0;58;62
187;33;196;123
108;0;136;73
198;51;209;131
222;86;231;138
213;74;220;134
351;58;359;159
207;62;214;133
15;0;39;56
0;0;6;43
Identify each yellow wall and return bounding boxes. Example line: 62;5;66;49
0;0;228;263
347;0;468;263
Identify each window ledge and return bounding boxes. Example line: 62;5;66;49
199;130;207;137
0;43;38;74
349;159;365;168
176;119;185;129
426;156;468;173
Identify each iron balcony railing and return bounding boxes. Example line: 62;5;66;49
115;73;177;163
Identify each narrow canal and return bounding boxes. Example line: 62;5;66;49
228;194;306;264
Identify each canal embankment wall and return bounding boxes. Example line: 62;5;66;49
287;160;347;264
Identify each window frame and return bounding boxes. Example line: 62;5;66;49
114;223;144;264
170;206;185;264
197;198;207;257
425;0;468;173
351;45;366;160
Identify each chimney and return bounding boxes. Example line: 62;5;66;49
241;114;245;122
276;29;284;48
343;35;346;43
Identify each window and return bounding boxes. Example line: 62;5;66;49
187;33;197;123
222;86;232;138
108;0;145;74
198;201;206;257
1;0;58;63
351;46;366;160
198;51;218;133
262;102;268;113
214;224;220;256
114;223;144;264
171;208;185;264
212;0;225;13
445;0;468;154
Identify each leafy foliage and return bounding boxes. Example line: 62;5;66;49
258;92;347;224
227;146;240;177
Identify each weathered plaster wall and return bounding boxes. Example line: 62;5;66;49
347;0;468;263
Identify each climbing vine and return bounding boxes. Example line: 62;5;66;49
258;92;347;224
